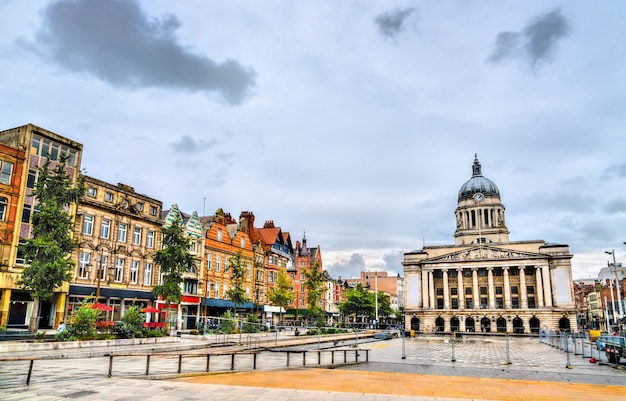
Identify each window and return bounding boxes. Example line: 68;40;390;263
493;268;502;276
216;256;221;272
527;297;536;308
105;192;113;202
510;267;519;276
223;282;228;298
206;253;212;270
133;227;142;245
0;197;7;221
224;257;230;273
115;258;124;282
247;263;251;278
524;267;534;276
465;298;473;309
449;270;457;279
436;287;443;296
118;223;127;242
184;280;197;294
88;187;97;197
478;269;487;277
82;215;94;235
149;206;157;216
144;262;152;285
146;230;155;248
79;252;90;279
511;285;518;294
495;286;503;295
130;261;139;284
217;229;223;242
480;286;487;295
480;298;488;308
27;169;36;189
136;202;144;212
100;219;110;239
434;270;443;278
240;238;245;248
451;299;459;309
526;286;535;294
0;160;13;184
496;297;503;308
512;297;519;308
436;299;444;309
465;287;472;295
451;287;458;296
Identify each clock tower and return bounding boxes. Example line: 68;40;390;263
454;155;509;245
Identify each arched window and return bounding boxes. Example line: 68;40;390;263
0;197;7;221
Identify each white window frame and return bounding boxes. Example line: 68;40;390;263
115;258;124;282
79;252;90;279
97;255;108;280
100;219;110;239
0;197;7;221
146;230;155;248
0;160;13;185
133;227;142;246
206;253;212;270
118;223;127;243
130;260;139;284
144;262;152;285
216;256;221;272
82;215;94;235
88;187;97;197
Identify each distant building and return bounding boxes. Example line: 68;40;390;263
0;124;82;329
403;155;576;334
71;177;163;323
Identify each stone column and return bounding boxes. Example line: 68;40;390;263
472;268;479;309
421;270;429;309
428;270;435;310
520;267;528;308
487;267;495;309
457;268;465;310
503;267;511;309
443;269;449;309
542;265;552;307
535;267;544;308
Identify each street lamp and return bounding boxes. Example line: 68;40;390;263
605;250;624;318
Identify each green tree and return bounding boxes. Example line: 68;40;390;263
225;251;248;315
303;260;325;326
152;216;194;333
339;283;374;322
19;158;85;333
267;267;294;323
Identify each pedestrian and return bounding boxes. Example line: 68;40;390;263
56;322;66;333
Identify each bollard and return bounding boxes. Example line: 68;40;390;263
206;354;210;372
402;332;406;359
26;360;34;385
565;334;572;369
303;351;306;366
145;355;151;375
253;353;257;370
231;354;235;370
451;334;456;362
178;355;183;373
504;333;512;365
286;352;290;367
318;350;321;364
108;355;113;378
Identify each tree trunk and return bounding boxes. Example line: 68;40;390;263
28;298;40;334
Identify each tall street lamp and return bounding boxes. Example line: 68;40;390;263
605;250;624;318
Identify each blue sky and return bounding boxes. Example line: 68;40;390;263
1;0;625;279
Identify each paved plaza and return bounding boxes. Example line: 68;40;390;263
1;335;625;400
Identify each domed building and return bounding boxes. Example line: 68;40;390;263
403;155;576;334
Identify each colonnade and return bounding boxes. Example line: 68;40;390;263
418;265;553;311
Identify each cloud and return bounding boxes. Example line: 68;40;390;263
604;163;626;179
170;135;218;154
326;253;366;279
26;0;256;105
604;199;626;214
488;8;570;67
374;7;416;39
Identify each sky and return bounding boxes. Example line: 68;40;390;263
1;0;625;281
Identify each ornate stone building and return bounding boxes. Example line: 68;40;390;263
403;155;576;334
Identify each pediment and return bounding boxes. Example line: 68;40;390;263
427;246;544;263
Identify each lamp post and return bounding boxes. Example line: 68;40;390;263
375;271;379;329
605;250;624;318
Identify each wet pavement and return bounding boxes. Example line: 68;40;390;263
1;334;625;400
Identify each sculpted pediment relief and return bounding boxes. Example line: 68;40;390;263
427;247;543;263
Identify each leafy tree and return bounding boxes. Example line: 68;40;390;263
267;267;294;323
225;251;248;315
19;158;85;333
113;305;146;339
339;283;374;321
152;215;194;333
56;300;101;341
303;260;325;326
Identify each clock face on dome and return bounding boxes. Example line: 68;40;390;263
473;192;484;202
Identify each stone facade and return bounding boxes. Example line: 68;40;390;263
403;156;576;334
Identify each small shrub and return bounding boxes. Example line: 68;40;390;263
189;329;199;335
145;329;166;338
